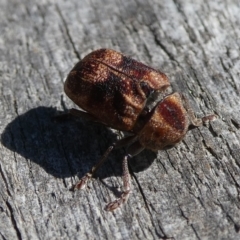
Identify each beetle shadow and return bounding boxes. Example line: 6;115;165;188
1;106;156;181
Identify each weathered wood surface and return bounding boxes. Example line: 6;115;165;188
0;0;240;239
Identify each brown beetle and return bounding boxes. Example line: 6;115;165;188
64;49;215;211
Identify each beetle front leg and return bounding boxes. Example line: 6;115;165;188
104;154;131;211
181;94;216;127
105;141;145;211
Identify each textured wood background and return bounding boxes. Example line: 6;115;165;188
1;0;240;239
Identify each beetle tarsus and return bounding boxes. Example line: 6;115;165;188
202;114;216;123
105;190;130;211
74;173;92;190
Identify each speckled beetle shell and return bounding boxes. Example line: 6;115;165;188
64;49;190;150
64;48;170;132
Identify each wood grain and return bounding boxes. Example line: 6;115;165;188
0;0;239;239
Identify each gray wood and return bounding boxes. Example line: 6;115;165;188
0;0;240;239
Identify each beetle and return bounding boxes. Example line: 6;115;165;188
64;48;215;211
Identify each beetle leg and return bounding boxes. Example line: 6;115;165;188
188;110;216;127
105;154;131;211
181;94;215;127
105;141;145;211
53;108;100;123
74;135;138;190
53;112;73;122
201;114;216;123
69;108;107;124
74;145;114;190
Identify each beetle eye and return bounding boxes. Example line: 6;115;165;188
140;81;154;97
